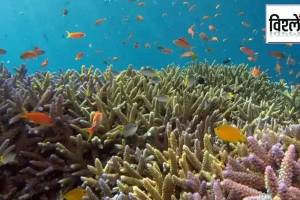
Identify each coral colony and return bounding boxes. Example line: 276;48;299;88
0;62;299;200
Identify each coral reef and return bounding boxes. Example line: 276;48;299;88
0;62;299;199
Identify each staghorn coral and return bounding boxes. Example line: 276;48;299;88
0;62;299;199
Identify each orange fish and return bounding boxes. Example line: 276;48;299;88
64;188;86;200
41;58;48;67
86;112;103;136
66;31;86;39
75;52;84;61
21;112;54;126
251;67;261;77
157;46;172;54
0;48;7;55
269;51;285;59
173;38;191;49
20;47;45;60
188;25;195;38
214;124;246;142
181;51;197;60
240;46;255;57
95;18;106;25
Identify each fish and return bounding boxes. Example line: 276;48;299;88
134;42;139;48
251;67;261;77
214;12;222;17
111;56;119;61
64;188;86;200
123;123;138;137
137;2;145;6
157;46;173;54
238;11;245;16
222;57;232;64
199;32;209;41
75;52;84;61
62;8;68;16
224;92;236;100
95;18;106;25
173;38;191;48
247;56;257;62
286;56;296;66
210;36;219;42
240;46;256;57
208;24;216;32
66;31;86;39
216;3;221;9
241;21;251;28
161;48;172;54
188;24;195;39
188;4;197;12
122;32;134;45
0;48;7;55
149;76;161;84
214;124;246;142
144;42;151;48
136;15;144;21
205;47;213;53
269;51;285;59
275;63;282;74
20;47;45;60
140;67;158;78
86;111;103;137
161;12;168;17
41;58;49;67
202;15;211;20
21;112;54;126
180;51;197;60
184;74;205;87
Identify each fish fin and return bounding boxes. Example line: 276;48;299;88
66;31;71;38
86;127;94;137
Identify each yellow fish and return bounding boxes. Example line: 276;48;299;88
214;124;246;142
64;188;86;200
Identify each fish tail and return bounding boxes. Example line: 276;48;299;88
66;31;71;38
86;127;94;137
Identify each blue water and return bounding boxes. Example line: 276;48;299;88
0;0;299;84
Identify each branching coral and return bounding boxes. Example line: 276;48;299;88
0;62;299;199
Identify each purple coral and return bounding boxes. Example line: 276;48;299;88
264;166;278;195
278;144;295;187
